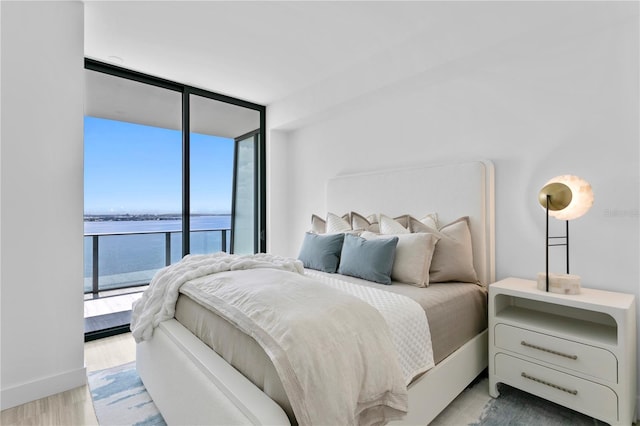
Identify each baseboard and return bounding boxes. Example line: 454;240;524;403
1;367;87;410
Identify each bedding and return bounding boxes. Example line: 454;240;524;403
174;269;487;423
133;252;434;425
136;159;495;426
131;252;304;342
308;271;488;363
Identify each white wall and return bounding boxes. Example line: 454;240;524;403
268;0;639;410
1;1;85;409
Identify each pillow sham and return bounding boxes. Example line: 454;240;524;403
379;214;410;234
361;231;439;287
309;212;350;234
412;216;479;284
326;212;352;234
298;232;345;273
351;211;380;233
311;214;326;234
408;213;439;232
338;233;398;285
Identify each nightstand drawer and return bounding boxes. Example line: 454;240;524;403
494;353;618;422
494;323;617;382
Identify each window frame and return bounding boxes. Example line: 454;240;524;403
84;58;267;258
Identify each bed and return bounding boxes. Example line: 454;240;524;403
135;159;495;425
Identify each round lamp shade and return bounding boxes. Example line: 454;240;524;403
539;175;594;220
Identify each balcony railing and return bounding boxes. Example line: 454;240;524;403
84;228;230;298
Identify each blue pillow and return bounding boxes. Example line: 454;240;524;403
338;234;398;285
298;232;345;273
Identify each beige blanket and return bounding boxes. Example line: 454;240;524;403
132;253;408;425
131;252;304;343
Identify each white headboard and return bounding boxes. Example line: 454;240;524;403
326;160;495;285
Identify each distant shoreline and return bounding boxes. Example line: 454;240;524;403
84;213;231;222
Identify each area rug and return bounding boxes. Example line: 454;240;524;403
89;363;605;426
472;381;607;426
433;376;606;426
88;362;166;426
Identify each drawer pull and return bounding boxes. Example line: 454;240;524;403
520;341;578;360
521;372;578;395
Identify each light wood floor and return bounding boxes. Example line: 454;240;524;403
1;333;136;426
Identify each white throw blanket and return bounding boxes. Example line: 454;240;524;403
131;252;304;343
306;270;435;384
131;253;413;425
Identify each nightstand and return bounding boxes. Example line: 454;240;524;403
488;277;637;425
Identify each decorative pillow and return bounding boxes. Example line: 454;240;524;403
361;231;439;287
326;212;352;234
393;214;411;229
311;214;326;234
309;213;350;234
413;217;479;284
338;234;398;285
408;213;439;232
379;214;410;234
351;211;379;233
298;232;345;273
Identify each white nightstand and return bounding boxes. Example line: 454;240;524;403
488;277;637;425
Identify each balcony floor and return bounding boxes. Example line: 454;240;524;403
84;288;145;340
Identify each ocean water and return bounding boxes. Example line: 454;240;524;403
84;215;231;293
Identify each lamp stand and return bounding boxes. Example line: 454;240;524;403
545;195;570;292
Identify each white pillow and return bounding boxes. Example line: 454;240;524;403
361;231;439;287
310;214;326;234
326;212;352;234
379;214;410;234
409;213;439;231
411;216;479;284
351;211;380;233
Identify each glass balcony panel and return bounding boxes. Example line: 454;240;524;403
97;233;165;291
84;236;93;293
171;231;183;264
190;230;224;255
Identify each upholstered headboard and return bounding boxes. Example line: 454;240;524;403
326;160;495;285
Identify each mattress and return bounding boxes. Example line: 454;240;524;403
174;270;487;423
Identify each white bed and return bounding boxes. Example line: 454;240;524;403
136;159;495;425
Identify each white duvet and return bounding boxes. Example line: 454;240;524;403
131;252;434;425
306;270;435;384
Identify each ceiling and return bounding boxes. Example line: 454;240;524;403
84;1;489;106
84;1;628;129
84;68;260;138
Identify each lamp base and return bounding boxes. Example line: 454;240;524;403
537;272;581;294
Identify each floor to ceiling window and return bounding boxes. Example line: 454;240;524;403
187;93;261;255
83;60;266;340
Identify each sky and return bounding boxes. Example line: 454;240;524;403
84;116;234;215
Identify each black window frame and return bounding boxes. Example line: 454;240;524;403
83;59;267;340
84;58;267;257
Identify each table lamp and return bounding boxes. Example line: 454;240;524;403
537;175;594;293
